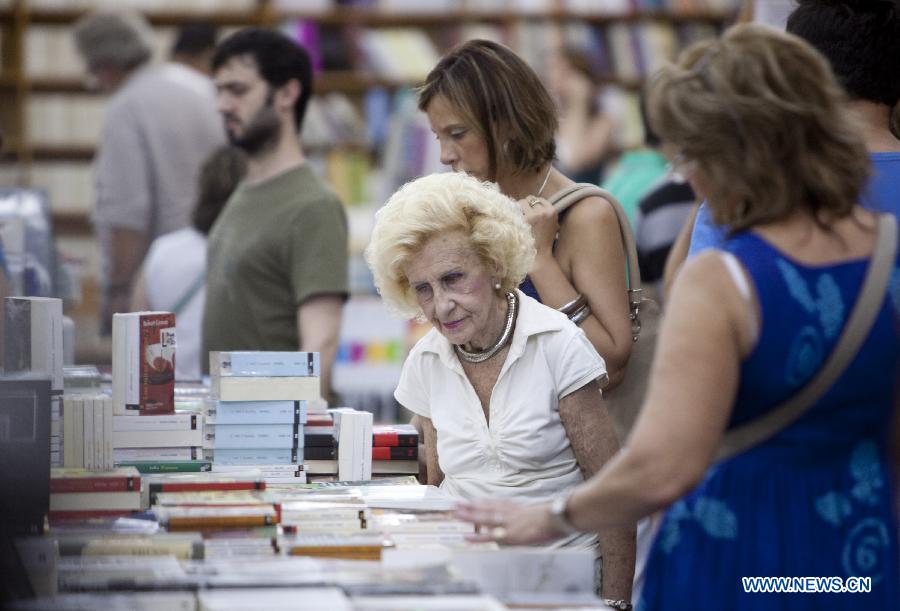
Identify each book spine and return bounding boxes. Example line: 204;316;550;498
210;448;300;466
372;446;418;461
48;509;133;521
166;515;275;531
83;399;94;470
212;401;306;425
50;475;141;493
303;445;336;460
372;433;418;447
115;460;212;473
208;423;301;450
113;429;203;449
113;446;203;462
213;351;320;377
113;413;199;431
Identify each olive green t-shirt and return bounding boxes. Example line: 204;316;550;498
202;165;348;369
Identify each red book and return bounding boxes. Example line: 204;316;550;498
372;446;418;461
50;467;141;494
112;312;176;416
372;424;419;448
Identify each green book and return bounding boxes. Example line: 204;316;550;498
115;460;212;473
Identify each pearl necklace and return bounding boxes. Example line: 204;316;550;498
455;292;517;364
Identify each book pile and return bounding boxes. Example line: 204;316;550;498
49;467;142;522
62;394;113;470
112;411;205;473
4;296;64;467
206;351;321;484
372;423;419;477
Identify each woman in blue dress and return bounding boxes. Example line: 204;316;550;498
455;24;899;611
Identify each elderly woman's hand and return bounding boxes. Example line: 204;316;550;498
517;195;559;260
455;498;564;545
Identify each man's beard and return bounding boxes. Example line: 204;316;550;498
227;97;281;156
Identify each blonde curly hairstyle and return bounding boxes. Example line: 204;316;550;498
365;172;536;320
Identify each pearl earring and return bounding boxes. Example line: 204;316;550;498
494;282;501;290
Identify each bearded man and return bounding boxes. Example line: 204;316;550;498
203;29;348;403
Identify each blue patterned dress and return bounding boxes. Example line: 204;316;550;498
636;231;900;611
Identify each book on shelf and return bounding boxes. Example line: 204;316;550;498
197;588;352;611
304;424;336;447
303;445;337;461
58;533;204;561
207;423;303;450
283;533;393;561
112;312;176;416
3;296;64;393
212;463;306;479
63;394;114;470
0;375;51;535
303;459;338;475
151;490;267;507
207;400;308;425
209;351;320;378
211;375;320;402
50;467;141;494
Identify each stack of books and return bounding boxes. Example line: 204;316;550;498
372;424;419;476
62;394;113;470
49;467;142;522
207;352;320;476
112;411;205;473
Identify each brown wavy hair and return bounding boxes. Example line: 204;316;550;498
646;24;870;232
417;39;557;182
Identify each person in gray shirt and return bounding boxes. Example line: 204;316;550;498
73;10;224;333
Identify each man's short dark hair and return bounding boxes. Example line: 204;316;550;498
787;0;900;107
172;22;217;57
211;28;313;131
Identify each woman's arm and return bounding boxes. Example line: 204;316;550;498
559;380;635;601
525;196;633;387
457;251;756;540
415;415;444;487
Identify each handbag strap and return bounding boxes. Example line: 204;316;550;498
170;272;206;318
548;183;645;337
716;213;897;461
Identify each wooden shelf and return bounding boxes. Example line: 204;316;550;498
21;8;268;27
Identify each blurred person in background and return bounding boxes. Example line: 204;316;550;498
170;21;218;77
203;29;348;404
456;24;899;610
419;39;634;392
73;10;224;335
131;145;246;381
550;46;614;185
366;172;634;604
685;0;900;260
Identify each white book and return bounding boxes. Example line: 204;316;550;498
83;398;94;471
3;296;64;392
113;413;201;432
63;397;76;468
197;588;352;611
49;491;142;512
103;396;113;470
209;351;320;378
113;447;203;462
331;409;373;481
211;376;321;402
93;398;103;472
113;429;203;449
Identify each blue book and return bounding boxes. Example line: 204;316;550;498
211;448;301;466
209;423;303;450
211;400;307;425
210;352;320;378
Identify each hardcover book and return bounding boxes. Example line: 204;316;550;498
112;312;176;416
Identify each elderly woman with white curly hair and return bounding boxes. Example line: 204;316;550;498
365;171;635;602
